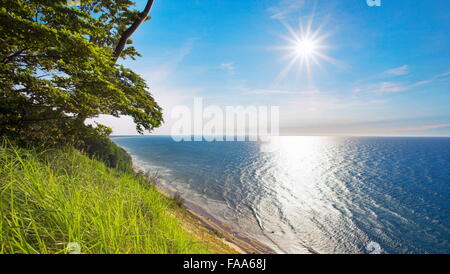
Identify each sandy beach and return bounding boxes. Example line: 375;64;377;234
134;166;276;254
156;184;276;254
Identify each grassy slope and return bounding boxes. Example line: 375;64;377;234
0;144;237;254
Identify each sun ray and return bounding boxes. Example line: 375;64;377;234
275;16;335;80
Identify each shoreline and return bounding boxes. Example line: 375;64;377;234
157;185;277;254
133;166;276;254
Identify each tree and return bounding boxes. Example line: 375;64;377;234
0;0;162;146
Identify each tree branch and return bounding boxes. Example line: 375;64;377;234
112;0;154;63
2;48;29;64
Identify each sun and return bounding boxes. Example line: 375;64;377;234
294;38;318;57
274;17;336;80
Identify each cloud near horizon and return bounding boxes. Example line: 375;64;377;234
397;124;450;132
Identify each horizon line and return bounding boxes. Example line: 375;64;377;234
110;134;450;138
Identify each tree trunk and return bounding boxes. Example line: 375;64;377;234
112;0;155;63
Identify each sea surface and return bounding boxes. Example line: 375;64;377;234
111;136;450;254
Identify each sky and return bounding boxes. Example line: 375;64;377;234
90;0;450;136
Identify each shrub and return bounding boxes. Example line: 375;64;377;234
77;132;133;173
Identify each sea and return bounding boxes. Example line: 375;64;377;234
111;136;450;254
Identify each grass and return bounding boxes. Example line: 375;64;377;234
0;142;218;254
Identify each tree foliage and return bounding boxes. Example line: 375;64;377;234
0;0;162;146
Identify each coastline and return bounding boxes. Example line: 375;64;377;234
132;166;276;254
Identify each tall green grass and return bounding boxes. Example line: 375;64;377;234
0;143;210;254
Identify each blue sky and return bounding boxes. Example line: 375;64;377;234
92;0;450;136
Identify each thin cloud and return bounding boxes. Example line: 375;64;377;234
370;99;389;104
384;65;409;76
378;82;409;93
219;62;236;75
366;70;450;94
436;71;450;78
377;80;430;93
142;39;196;84
268;0;305;20
397;124;450;131
247;88;320;95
